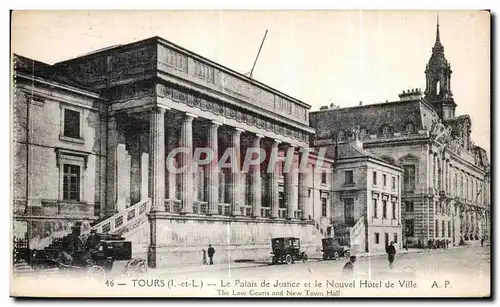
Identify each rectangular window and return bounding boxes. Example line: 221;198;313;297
344;170;354;184
321;198;327;217
373;198;378;218
63;164;80;201
460;175;464;197
63;109;80;139
392;176;396;190
383;174;387;187
403;165;416;191
392;201;396;219
406;219;415;237
321;172;327;184
394;233;398;243
454;173;458;196
404;201;414;212
374;232;380;244
442;220;445;237
435;220;439;237
385;233;389;246
373;171;377;185
448;221;451;237
382;200;387;218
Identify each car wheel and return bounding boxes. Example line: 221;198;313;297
86;265;106;280
285;254;293;265
302;253;308;263
322;253;328;260
334;252;339;260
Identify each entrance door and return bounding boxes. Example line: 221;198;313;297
344;198;354;226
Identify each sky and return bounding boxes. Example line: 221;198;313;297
10;10;490;154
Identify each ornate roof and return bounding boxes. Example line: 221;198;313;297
310;99;427;140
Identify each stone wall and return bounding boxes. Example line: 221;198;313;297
128;215;321;267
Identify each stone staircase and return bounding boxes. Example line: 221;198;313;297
332;216;366;254
91;198;151;236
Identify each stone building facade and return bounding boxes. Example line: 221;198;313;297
310;21;490;248
317;136;403;254
13;37;336;267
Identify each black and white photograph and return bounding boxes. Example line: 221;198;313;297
9;9;491;298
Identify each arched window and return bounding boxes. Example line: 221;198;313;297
436;80;441;95
380;124;392;136
405;122;415;134
360;127;367;139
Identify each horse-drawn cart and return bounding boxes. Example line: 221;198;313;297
15;229;146;279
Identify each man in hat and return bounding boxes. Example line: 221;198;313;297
386;241;397;269
342;255;357;279
207;244;215;265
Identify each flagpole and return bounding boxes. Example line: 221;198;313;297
249;30;268;78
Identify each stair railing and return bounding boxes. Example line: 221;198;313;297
91;198;151;234
349;216;365;238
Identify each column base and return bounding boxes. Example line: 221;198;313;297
147;245;157;268
150;206;165;213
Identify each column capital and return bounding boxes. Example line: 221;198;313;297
234;127;245;133
185;112;198;120
273;139;282;144
151;106;169;114
255;133;265;139
211;120;223;127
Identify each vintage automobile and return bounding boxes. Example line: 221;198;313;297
321;237;350;260
270;237;308;265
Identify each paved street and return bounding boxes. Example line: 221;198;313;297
143;245;491;297
12;246;490;297
158;245;490;278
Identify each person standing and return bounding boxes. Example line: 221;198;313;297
207;244;215;265
202;248;208;265
342;255;357;279
386;241;397;269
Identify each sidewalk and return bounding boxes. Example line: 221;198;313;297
355;245;469;259
141;244;477;276
137;261;271;278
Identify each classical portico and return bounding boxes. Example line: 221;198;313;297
77;36;318;267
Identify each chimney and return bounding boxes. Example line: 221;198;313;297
398;88;423;101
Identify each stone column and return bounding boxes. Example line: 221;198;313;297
299;169;310;220
430;151;435;190
207;121;221;215
269;140;281;218
147;214;157;268
231;128;244;216
149;107;166;212
129;136;142;205
285;146;298;219
180;113;197;214
105;116;120;216
251;134;264;217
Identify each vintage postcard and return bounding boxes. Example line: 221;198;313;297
10;10;491;298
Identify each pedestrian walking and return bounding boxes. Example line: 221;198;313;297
207;244;215;265
386;241;396;269
202;248;208;265
342;255;357;279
